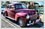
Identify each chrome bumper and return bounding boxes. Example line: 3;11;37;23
27;19;40;26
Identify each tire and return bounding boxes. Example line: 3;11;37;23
1;12;2;14
3;12;5;16
18;18;26;27
4;12;8;18
37;22;43;27
39;19;44;27
35;19;43;27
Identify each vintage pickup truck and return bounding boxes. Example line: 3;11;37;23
4;3;43;27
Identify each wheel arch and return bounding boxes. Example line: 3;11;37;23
5;11;8;16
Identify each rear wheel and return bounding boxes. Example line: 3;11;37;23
4;12;8;18
18;18;26;27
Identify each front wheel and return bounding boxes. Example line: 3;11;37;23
35;19;43;27
18;18;26;27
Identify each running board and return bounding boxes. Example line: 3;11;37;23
5;16;15;20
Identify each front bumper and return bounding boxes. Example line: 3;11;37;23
27;19;41;26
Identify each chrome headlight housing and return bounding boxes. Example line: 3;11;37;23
26;15;30;19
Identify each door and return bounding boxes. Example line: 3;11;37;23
7;5;15;20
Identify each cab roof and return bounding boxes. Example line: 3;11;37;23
8;2;25;6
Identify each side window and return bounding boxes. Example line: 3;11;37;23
6;5;9;8
9;5;15;10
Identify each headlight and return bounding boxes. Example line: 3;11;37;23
26;15;30;19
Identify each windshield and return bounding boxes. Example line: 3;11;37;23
15;4;27;9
